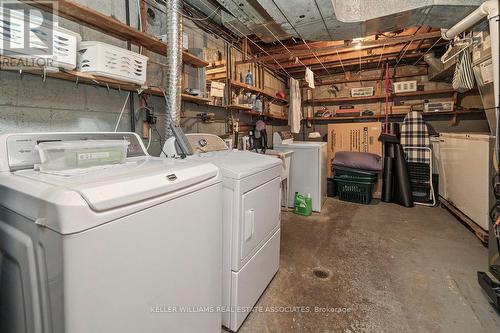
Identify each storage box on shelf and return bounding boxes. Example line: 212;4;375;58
77;41;148;85
0;17;81;70
25;0;208;68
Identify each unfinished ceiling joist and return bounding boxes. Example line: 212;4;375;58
241;30;441;64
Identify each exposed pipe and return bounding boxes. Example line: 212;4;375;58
125;0;136;132
442;0;499;160
165;0;183;138
442;1;498;40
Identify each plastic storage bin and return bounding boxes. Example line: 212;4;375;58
77;41;148;85
333;165;378;182
0;12;81;70
36;140;129;171
333;166;378;204
335;178;375;204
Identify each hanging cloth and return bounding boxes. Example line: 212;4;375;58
452;47;475;93
305;67;315;88
288;77;302;134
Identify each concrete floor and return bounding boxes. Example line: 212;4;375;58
238;198;500;333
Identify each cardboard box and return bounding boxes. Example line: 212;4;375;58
327;122;383;198
390;105;411;115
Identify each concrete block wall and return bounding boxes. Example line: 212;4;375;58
0;0;282;157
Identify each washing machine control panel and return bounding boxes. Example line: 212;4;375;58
2;132;146;171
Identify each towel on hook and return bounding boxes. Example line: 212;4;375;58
288;77;302;134
452;49;475;93
305;67;315;89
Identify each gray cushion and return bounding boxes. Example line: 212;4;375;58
333;151;383;171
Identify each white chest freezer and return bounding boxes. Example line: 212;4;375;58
438;132;495;230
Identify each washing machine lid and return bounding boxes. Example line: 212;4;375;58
16;158;218;211
1;158;220;233
190;150;281;179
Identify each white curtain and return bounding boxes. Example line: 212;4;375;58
288;78;302;134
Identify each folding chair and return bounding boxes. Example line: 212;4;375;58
400;111;436;206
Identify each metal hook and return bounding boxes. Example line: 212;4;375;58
42;67;47;83
19;68;23;80
75;75;79;88
105;83;110;92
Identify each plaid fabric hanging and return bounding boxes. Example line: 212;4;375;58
452;47;475;93
400;111;431;164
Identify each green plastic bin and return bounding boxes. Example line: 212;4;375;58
334;177;375;205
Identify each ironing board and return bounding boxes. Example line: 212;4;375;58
400;111;435;206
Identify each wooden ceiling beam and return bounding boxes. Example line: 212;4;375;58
284;53;425;75
241;30;441;64
273;40;444;69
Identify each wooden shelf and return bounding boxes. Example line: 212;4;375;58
303;109;483;122
304;95;386;105
268;114;287;120
28;0;208;68
227;104;254;111
303;89;457;105
180;94;211;104
182;52;209;68
392;88;455;97
243;110;261;116
3;67;213;105
230;80;266;94
230;80;288;105
269;97;289;105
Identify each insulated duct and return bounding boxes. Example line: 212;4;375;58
165;0;183;138
423;53;443;74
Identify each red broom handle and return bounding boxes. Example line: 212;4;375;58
385;61;390;134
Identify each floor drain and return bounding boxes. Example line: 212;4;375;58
313;268;330;279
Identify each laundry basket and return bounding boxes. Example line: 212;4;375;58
335;178;375;204
333;166;378;204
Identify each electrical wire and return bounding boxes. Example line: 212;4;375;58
227;0;310;73
335;48;346;75
313;0;334;40
269;0;331;76
153;126;169;157
376;44;386;69
195;0;292;78
142;0;238;44
412;37;442;65
114;92;131;132
146;126;152;150
178;5;220;21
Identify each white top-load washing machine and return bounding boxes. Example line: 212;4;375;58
0;132;223;333
163;133;282;332
273;131;327;212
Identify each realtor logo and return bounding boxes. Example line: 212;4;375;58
0;0;57;69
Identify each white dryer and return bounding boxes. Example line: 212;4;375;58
0;132;223;333
273;131;327;212
163;134;282;332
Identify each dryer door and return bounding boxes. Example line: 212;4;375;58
239;177;281;265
